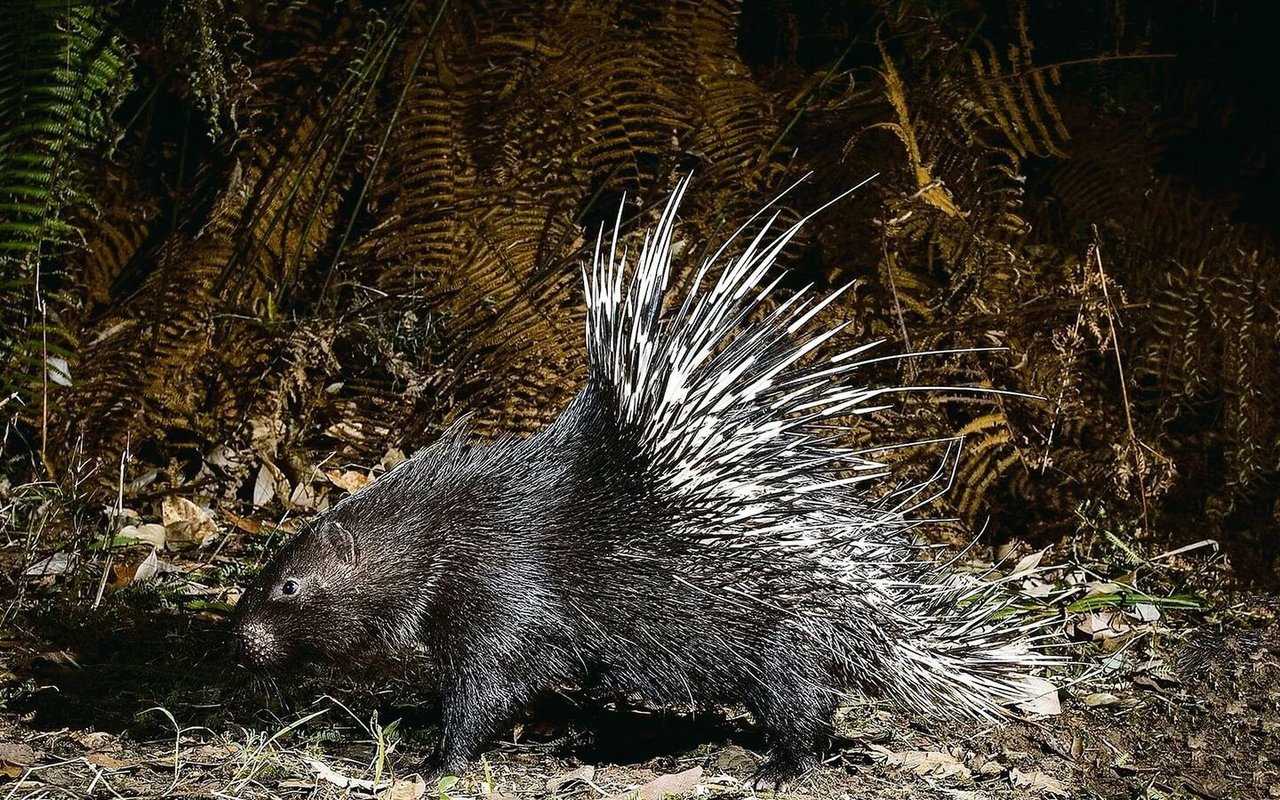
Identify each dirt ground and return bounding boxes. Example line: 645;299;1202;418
1;526;1277;800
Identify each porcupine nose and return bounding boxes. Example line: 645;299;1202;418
235;617;280;671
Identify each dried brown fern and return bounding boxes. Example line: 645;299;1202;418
16;0;1275;568
822;12;1076;528
52;10;391;473
1043;116;1279;530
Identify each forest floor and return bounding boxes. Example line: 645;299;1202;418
0;492;1277;800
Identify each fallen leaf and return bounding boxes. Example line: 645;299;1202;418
1082;692;1120;707
325;469;373;493
1017;677;1062;715
1074;610;1131;640
249;416;284;452
1126;603;1161;623
1097;651;1133;675
253;462;284;508
87;753;135;770
1009;767;1070;796
288;479;328;511
977;758;1005;776
1133;673;1172;692
1008;549;1046;579
381;447;407;470
162;497;218;549
0;742;36;777
1022;578;1056;599
126;470;159;492
108;554;137;588
547;765;595;793
326;421;368;443
0;742;35;764
220;508;262;535
603;767;704;800
386;777;427;800
70;731;116;750
205;444;244;470
711;744;759;773
309;758;365;789
36;650;80;668
869;744;971;778
192;743;241;760
306;758;390;792
116;523;167;549
23;552;76;578
1082;580;1124;595
131;548;160;583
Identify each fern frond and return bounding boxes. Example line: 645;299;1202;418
0;0;132;423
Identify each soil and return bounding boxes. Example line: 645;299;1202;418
1;550;1276;800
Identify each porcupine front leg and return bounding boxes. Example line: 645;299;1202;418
418;663;534;778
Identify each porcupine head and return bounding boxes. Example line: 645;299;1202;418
233;175;1056;785
233;424;473;674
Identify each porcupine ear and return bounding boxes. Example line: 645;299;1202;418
319;520;358;563
398;413;472;470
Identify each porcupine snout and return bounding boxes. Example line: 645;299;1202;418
234;614;283;672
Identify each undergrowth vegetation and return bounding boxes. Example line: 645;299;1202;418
3;0;1276;569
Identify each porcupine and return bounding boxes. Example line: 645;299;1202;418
233;176;1054;785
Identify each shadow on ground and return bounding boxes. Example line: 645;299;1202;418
3;597;764;772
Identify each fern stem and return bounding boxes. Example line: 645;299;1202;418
1089;228;1150;536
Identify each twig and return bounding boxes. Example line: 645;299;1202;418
1089;228;1150;536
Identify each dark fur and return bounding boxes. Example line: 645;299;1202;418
235;382;842;782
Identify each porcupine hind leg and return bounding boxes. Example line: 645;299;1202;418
742;654;836;788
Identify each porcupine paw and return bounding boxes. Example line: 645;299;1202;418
747;751;819;791
408;750;465;786
407;755;444;785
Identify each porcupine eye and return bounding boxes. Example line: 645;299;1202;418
280;578;301;597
